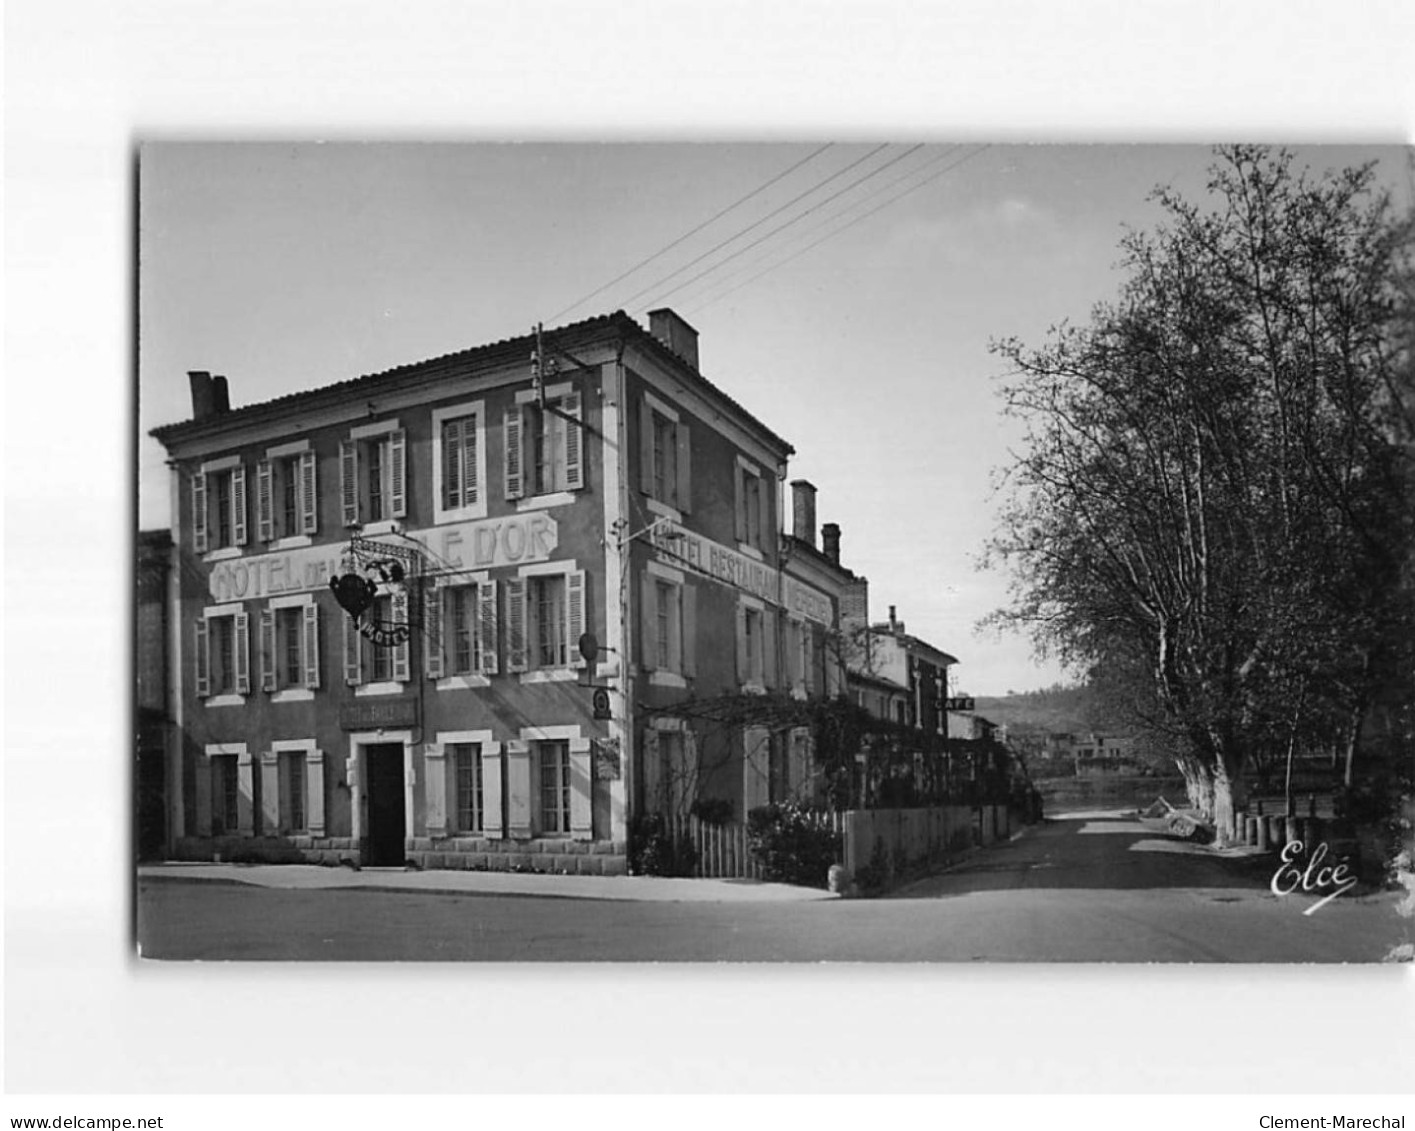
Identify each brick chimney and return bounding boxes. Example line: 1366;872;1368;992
188;371;215;420
648;308;700;371
791;480;817;548
821;522;841;565
212;375;230;414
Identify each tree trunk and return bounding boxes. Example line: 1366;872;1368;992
1178;757;1214;817
1212;754;1248;847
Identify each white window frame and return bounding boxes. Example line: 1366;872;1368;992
347;589;411;696
266;739;322;836
342;419;406;534
199;602;249;706
263;592;319;702
203;742;251;838
515;724;593;841
509;382;584;507
644;560;690;689
197;454;248;561
431;571;495;691
427;730;503;840
259;439;317;549
734;454;768;560
737;595;767;694
510;559;587;684
432;399;488;525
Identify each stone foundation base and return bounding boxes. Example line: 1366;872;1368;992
172;836;361;866
406;837;628;876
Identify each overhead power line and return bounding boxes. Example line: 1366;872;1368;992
635;144;926;312
670;145;962;311
685;144;992;316
545;144;835;326
612;143;894;312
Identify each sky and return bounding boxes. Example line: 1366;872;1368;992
137;141;1412;697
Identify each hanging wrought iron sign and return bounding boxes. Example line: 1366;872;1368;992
329;535;424;647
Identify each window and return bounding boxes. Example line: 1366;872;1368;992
504;390;583;500
641;569;695;681
370;595;395;682
733;458;771;553
737;604;769;688
505;570;586;674
450;743;484;833
768;732;790;804
655;581;672;668
343;591;410;687
256;448;318;542
451;586;478;674
192;462;248;553
285;752;307;832
638;395;692;512
426;581;498;680
211;756;239;835
196;609;250;699
260;601;320;693
442;413;478;510
537;740;571;835
340;425;406;527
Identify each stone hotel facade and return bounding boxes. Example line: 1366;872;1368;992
149;309;851;873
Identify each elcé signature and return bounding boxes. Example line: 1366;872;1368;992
1270;840;1358;915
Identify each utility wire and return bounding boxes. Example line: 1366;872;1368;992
612;144;893;313
636;144;926;312
686;144;992;316
545;144;835;325
671;145;961;312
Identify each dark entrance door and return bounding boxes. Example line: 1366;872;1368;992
364;743;406;866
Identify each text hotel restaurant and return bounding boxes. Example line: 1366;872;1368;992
145;309;954;873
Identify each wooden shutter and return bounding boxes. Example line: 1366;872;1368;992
743;727;769;814
735;604;748;685
195;617;210;698
567;571;587;668
733;465;746;543
639;398;655;494
562;394;583;490
762;610;777;689
504;577;527;672
675;421;692;512
231;465;248;546
389;428;407;519
481;743;505;839
344;611;361;685
260;608;277;691
569;738;593;840
192;469;208;554
256;460;274;543
392;589;410;681
504;407;524;500
303;603;321;689
299;450;318;534
477;580;499;675
464;420;479;505
758;474;771;555
641;576;658;673
233;611;251;694
340;439;359;527
424;586;445;680
681;584;697;678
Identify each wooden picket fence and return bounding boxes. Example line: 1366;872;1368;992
661;811;847;880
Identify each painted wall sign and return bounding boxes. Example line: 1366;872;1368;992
207;513;559;602
339;697;419;731
649;522;833;626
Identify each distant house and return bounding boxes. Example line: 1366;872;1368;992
1073;733;1139;777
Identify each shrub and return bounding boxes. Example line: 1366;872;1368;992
690;798;734;826
628;813;698;877
745;802;842;889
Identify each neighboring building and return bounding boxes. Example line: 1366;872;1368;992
136;529;173;860
1073;733;1138;777
148;309;849;872
847;602;956;737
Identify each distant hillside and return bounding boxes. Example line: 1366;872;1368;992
972;684;1093;737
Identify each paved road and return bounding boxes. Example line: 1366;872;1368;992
136;812;1409;961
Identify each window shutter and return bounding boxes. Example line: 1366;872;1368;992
344;611;362;685
389;429;407;519
256;460;274;543
260;608;277;692
733;465;746;543
763;610;778;689
743;727;769;814
195;617;210;698
477;580;499;675
681;585;697;678
481;742;505;839
463;420;479;505
231;465;248;546
234;611;251;694
562;394;584;490
675;422;692;512
300;450;318;534
192;470;208;554
639;399;655;495
304;603;321;689
641;729;662;813
504;577;527;672
503;407;524;500
569;738;593;840
641;577;658;673
442;419;461;510
567;570;587;668
425;587;445;680
340;439;359;527
758;475;771;556
392;590;410;681
735;604;748;685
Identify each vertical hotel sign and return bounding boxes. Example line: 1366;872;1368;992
648;521;833;625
